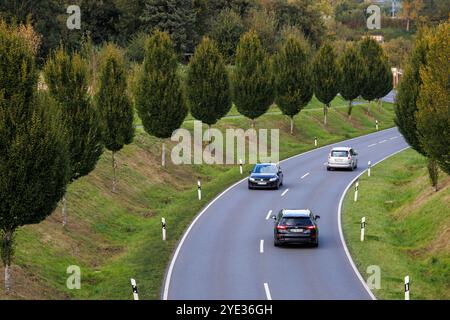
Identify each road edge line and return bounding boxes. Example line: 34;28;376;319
337;146;410;301
162;127;399;300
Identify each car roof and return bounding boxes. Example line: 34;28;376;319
331;147;351;151
281;209;311;218
256;163;278;166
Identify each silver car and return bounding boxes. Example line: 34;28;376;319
327;147;358;171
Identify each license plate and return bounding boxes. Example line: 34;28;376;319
291;229;304;233
257;182;267;185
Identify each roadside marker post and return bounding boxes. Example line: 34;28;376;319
405;276;410;300
314;137;318;147
354;181;359;202
376;120;379;131
368;161;372;177
239;159;243;175
197;177;202;200
161;218;167;241
131;278;139;300
360;217;366;242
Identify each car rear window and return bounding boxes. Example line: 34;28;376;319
253;165;277;174
331;150;348;157
280;217;313;227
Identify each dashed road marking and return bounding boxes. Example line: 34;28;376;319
281;189;289;197
390;136;398;140
379;140;387;144
264;283;272;300
266;210;273;220
368;143;377;148
260;240;264;253
301;173;310;180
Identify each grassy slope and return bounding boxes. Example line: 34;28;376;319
0;99;396;299
342;149;449;300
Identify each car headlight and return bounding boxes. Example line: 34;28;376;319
249;177;256;182
269;177;278;182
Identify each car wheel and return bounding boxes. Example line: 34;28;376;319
248;185;253;190
274;239;281;247
327;167;331;171
313;239;319;248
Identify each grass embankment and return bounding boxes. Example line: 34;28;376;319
342;149;450;300
0;99;395;299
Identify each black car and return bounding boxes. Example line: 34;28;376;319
248;163;283;190
272;209;320;247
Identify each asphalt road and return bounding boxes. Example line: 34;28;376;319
164;127;409;300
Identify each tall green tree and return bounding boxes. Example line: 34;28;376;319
416;22;450;180
0;21;70;292
136;31;188;166
339;45;365;119
187;37;231;139
44;48;104;227
312;42;341;126
274;35;313;134
359;37;387;115
232;30;274;127
209;9;245;64
140;0;197;54
96;43;135;193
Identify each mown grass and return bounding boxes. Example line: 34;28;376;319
0;99;396;299
342;149;450;300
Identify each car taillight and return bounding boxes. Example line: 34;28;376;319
307;226;316;230
277;225;288;230
348;156;351;160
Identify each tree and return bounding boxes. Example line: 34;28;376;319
401;0;424;32
375;56;393;111
232;30;274;127
339;44;365;119
136;31;188;166
140;0;197;54
44;48;104;227
0;21;70;292
312;42;341;125
186;37;231;140
416;22;450;179
359;37;387;115
273;35;313;134
209;9;245;64
96;44;135;193
246;8;278;54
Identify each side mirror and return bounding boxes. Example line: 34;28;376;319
271;215;277;220
315;215;321;220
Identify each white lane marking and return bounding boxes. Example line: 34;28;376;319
337;146;410;301
265;210;273;220
368;143;377;148
379;140;387;144
264;283;272;300
281;189;289;197
390;136;398;140
163;127;400;300
260;240;264;253
323;162;327;166
301;172;310;180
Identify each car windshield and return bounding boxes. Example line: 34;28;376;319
253;165;277;174
331;150;348;157
280;217;313;227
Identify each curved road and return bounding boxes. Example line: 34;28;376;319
164;127;409;300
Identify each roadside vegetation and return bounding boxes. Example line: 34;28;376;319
342;149;449;300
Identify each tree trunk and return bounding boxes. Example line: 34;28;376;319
367;101;371;115
112;151;116;193
427;158;439;192
62;194;68;228
2;229;14;293
251;119;256;128
378;99;382;111
348;100;353;119
161;142;166;167
323;104;328;126
406;19;410;32
206;124;211;142
290;117;294;135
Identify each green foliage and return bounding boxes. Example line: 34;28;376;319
187;37;231;126
97;43;134;153
359;37;387;102
273;35;313;128
232;31;273;123
339;44;365;116
136;31;187;139
140;0;196;54
395;29;429;155
0;22;70;270
246;8;278;54
312;42;341;106
416;22;450;175
209;9;245;63
44;47;104;182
